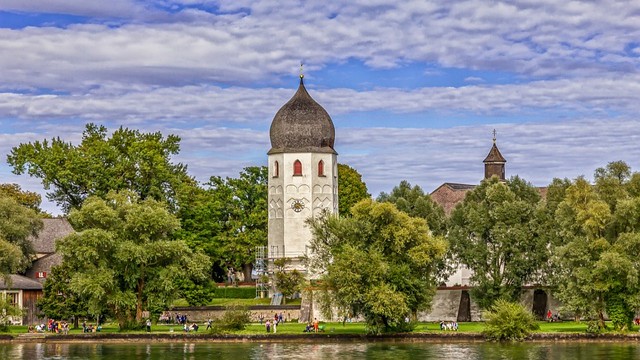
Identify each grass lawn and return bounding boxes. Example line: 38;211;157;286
1;320;623;336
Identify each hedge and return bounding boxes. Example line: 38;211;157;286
213;286;256;299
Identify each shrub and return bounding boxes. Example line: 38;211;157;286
210;305;251;333
482;299;539;341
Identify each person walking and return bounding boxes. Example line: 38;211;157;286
146;319;152;332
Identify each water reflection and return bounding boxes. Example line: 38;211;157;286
0;341;639;359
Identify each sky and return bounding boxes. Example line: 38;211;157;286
1;0;640;215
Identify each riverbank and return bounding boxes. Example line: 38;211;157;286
3;331;640;344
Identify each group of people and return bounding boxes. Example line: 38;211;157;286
439;320;459;331
28;319;71;334
546;310;560;322
263;312;290;333
303;318;321;333
157;312;189;325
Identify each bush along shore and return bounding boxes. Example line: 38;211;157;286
2;321;640;343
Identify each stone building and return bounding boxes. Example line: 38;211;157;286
267;75;338;270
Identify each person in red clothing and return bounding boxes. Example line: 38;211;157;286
313;318;319;333
547;309;553;322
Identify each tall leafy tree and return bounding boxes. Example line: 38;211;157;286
38;264;89;328
57;191;210;329
177;166;267;281
337;164;370;216
307;200;447;334
7;123;192;213
550;162;640;330
0;183;43;213
377;180;446;236
448;176;545;309
0;193;43;278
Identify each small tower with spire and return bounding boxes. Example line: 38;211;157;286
483;129;507;181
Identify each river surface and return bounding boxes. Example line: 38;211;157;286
1;341;639;359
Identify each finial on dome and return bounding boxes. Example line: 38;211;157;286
492;129;497;144
299;62;304;80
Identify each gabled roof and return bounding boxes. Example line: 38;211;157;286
483;143;506;163
28;218;74;254
0;274;43;290
430;183;476;215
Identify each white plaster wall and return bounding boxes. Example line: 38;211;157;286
268;152;338;262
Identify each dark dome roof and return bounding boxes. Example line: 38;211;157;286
268;77;336;154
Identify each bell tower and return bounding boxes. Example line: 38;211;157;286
267;72;338;271
483;129;507;181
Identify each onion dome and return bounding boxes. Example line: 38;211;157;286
268;76;336;154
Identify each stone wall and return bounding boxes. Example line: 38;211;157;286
169;306;301;323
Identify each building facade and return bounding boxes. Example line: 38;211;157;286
267;75;338;269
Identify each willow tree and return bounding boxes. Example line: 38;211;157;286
307;200;446;334
57;191;210;329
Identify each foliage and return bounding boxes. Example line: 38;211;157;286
0;294;23;332
177;166;267;281
57;191;210;330
0;183;43;214
212;286;257;299
377;180;447;236
307;200;447;334
8;123;192;213
0;193;43;277
38;264;89;325
549;162;640;331
272;258;305;304
448;176;545;309
210;306;252;332
482;299;539;341
177;278;216;307
337;164;370;216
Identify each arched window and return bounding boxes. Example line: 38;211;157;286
318;160;325;176
293;160;302;176
273;161;279;178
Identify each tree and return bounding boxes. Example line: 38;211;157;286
337;164;370;216
177;166;267;281
377;180;446;236
448;176;545;310
307;200;447;334
37;264;89;328
482;300;539;341
0;294;23;332
0;193;43;278
57;191;210;329
8;123;192;213
272;258;305;304
550;162;640;331
0;183;43;213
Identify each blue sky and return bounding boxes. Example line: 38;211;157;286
1;0;640;214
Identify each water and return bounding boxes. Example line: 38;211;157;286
1;341;639;360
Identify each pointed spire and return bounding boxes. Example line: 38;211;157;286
483;129;506;180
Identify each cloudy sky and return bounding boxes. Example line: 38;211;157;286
1;1;640;214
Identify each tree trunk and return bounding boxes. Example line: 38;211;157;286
598;310;606;330
136;277;145;323
242;263;253;284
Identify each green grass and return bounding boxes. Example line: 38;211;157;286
1;321;625;336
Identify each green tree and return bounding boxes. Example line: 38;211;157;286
273;258;305;304
57;191;210;329
307;200;447;334
0;194;43;277
377;180;447;236
550;162;640;331
337;164;370;216
38;264;89;328
8;123;192;213
177;166;267;281
448;176;545;309
0;183;43;213
0;294;23;332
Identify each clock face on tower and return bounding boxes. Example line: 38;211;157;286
291;199;305;212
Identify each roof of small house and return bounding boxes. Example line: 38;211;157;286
0;274;43;290
28;218;74;254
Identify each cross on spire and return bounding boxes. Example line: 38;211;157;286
492;129;497;143
299;62;304;79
